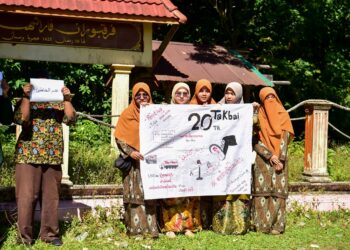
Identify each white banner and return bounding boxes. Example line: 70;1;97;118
140;104;253;200
30;78;64;102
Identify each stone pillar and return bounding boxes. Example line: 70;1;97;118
61;123;73;186
110;64;134;147
303;100;332;182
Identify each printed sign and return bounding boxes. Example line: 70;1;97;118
140;104;253;200
30;78;64;102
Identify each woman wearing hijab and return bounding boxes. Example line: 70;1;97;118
218;81;244;104
189;79;216;229
190;79;216;105
212;82;250;235
114;82;159;238
160;82;202;238
251;87;294;235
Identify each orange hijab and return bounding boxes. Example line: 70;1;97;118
190;79;216;104
258;87;294;156
114;82;153;151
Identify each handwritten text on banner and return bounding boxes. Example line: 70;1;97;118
30;78;64;102
140;104;253;200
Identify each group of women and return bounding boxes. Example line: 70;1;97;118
114;78;294;239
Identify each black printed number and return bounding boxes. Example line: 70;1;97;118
188;113;200;130
201;114;212;130
188;113;212;130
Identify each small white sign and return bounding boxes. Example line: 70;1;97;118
0;71;3;96
30;78;64;102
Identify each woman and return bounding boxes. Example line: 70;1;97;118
190;79;216;105
190;79;216;229
218;82;244;104
212;82;250;235
161;82;202;238
14;75;76;246
251;87;294;235
114;82;159;238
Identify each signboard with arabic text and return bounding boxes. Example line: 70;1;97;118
0;13;142;50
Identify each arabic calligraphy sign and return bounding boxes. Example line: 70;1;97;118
0;13;142;51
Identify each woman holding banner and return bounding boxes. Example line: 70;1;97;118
114;82;159;238
160;82;202;238
190;79;216;105
190;79;216;229
251;87;294;235
211;82;250;235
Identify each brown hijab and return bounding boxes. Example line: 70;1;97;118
190;79;216;104
258;87;294;156
114;82;153;151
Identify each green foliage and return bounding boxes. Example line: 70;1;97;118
70;120;110;147
246;0;350;138
327;143;350;181
69;142;120;185
68;119;120;185
288;140;304;182
0;128;16;187
169;0;350;140
0;60;111;115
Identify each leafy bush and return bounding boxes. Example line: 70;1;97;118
0;126;16;186
288;140;305;182
70;119;110;147
69;142;120;185
327;143;350;181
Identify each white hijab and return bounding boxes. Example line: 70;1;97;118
171;82;191;104
219;82;244;104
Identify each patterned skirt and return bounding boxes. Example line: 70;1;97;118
123;201;159;238
212;195;250;235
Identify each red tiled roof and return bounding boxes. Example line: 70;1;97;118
0;0;186;23
153;41;268;86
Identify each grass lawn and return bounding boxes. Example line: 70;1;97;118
1;208;349;250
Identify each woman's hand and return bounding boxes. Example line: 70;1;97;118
62;86;72;102
274;161;284;171
140;102;150;107
252;102;260;113
130;151;144;160
22;83;32;98
270;155;283;171
269;155;279;165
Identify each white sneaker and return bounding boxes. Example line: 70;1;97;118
184;230;194;238
166;231;176;239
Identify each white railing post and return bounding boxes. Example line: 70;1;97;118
61;123;73;186
303;100;332;182
110;64;134;148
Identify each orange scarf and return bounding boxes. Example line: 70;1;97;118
114;82;153;151
190;79;216;104
258;87;294;156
